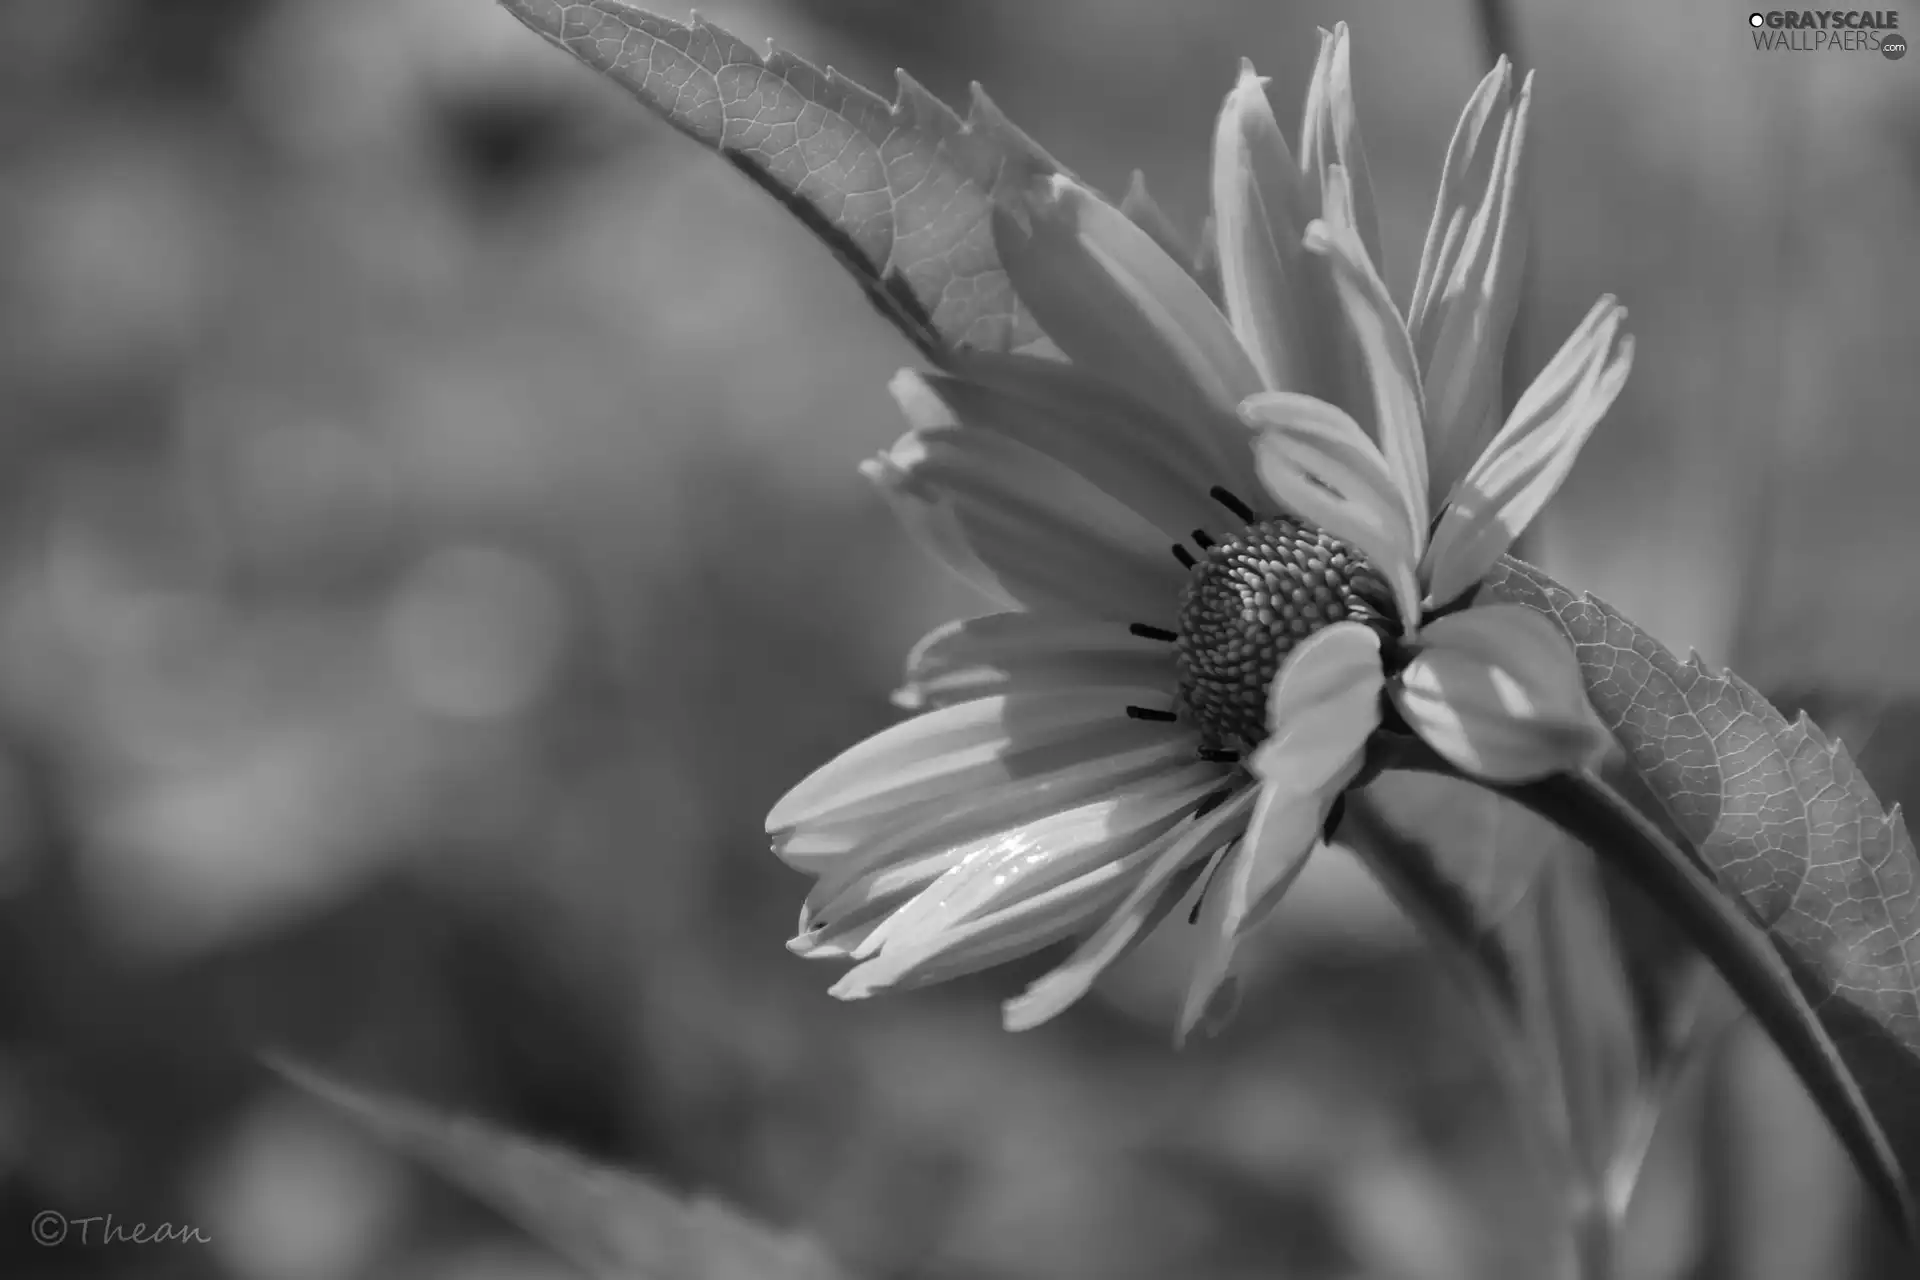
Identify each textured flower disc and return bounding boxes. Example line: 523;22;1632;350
1174;517;1387;752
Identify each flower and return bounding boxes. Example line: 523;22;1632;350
765;25;1632;1038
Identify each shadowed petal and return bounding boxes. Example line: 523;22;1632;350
870;374;1190;623
864;371;1021;610
894;612;1175;710
1003;786;1257;1030
1391;604;1610;783
1244;392;1422;628
1211;61;1321;394
1408;61;1516;341
1179;622;1383;1038
783;734;1195;881
928;357;1237;542
766;687;1190;834
996;174;1262;427
1422;298;1632;607
951;350;1262;513
1303;219;1429;536
1412;67;1535;506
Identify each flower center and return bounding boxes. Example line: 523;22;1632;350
1174;516;1386;753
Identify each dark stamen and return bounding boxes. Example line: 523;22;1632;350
1126;705;1178;722
1171;544;1196;569
1191;530;1216;550
1129;623;1178;642
1210;486;1256;522
1198;747;1240;764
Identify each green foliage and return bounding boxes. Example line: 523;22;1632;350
497;0;1064;359
1485;557;1920;1198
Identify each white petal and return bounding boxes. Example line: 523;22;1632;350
1298;24;1382;268
1302;220;1429;538
844;886;1113;997
996;174;1263;428
1211;61;1320;394
1408;61;1515;341
1244;392;1422;628
1179;622;1384;1038
830;765;1223;996
1422;298;1633;607
894;612;1174;711
932;354;1238;543
832;872;1114;996
765;686;1188;834
873;376;1190;623
851;763;1219;959
780;729;1195;880
793;742;1208;957
1390;604;1611;783
1411;68;1535;508
1003;785;1257;1031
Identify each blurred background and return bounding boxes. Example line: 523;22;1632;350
1;1;1917;1277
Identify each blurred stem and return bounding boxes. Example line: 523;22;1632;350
1344;794;1612;1279
1342;796;1581;1224
1375;732;1916;1249
1534;859;1620;1280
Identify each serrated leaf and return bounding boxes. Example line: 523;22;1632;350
497;0;1064;359
1483;556;1920;1201
275;1060;852;1280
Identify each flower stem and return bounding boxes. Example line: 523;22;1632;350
1376;733;1917;1249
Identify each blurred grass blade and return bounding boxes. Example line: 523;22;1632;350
496;0;1063;360
1484;554;1920;1224
1603;957;1735;1222
1524;851;1641;1187
1348;777;1649;1262
274;1058;853;1280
